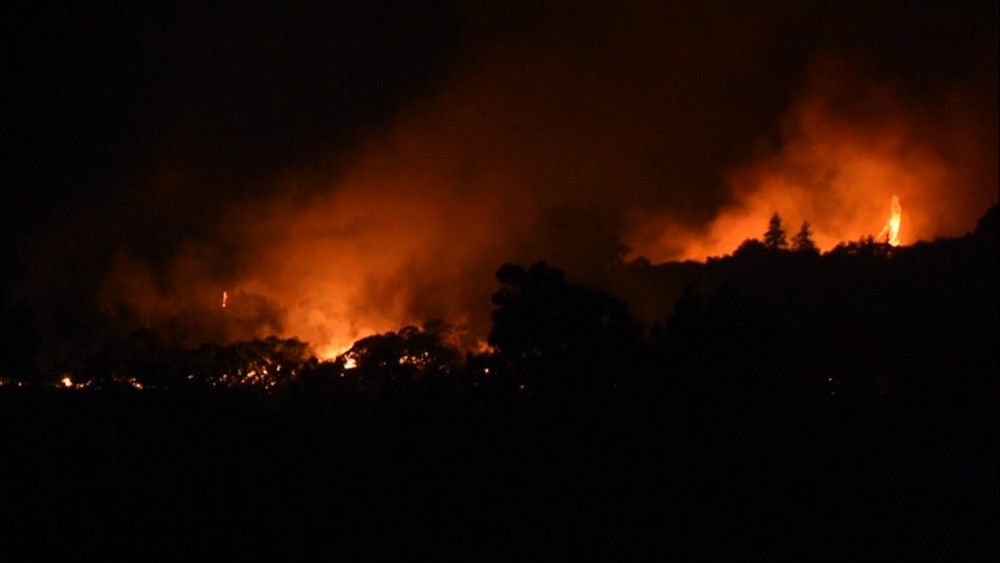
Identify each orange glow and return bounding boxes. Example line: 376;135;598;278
890;195;902;245
638;107;933;260
315;343;354;362
92;51;994;355
889;195;902;246
876;195;903;246
60;376;73;388
630;58;996;262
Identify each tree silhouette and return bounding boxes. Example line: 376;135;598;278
733;238;768;260
791;221;818;254
828;234;891;261
339;321;462;392
763;213;788;250
488;262;640;395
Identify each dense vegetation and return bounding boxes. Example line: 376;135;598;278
1;207;996;560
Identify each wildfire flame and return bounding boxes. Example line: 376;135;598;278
877;195;902;246
90;32;994;361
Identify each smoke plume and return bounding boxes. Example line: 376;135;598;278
12;3;997;358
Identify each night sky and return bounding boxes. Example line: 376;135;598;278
3;1;997;354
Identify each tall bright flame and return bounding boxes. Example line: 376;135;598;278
875;195;902;246
887;195;902;246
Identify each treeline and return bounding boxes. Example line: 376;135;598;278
0;206;996;561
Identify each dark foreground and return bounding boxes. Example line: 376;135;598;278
2;373;996;561
3;217;998;560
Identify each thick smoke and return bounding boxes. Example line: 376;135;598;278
632;52;1000;260
15;3;998;359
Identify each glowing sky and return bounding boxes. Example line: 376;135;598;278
4;2;996;356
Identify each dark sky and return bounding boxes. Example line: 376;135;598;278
2;2;461;243
3;1;997;354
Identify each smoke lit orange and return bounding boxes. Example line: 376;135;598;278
88;40;995;360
